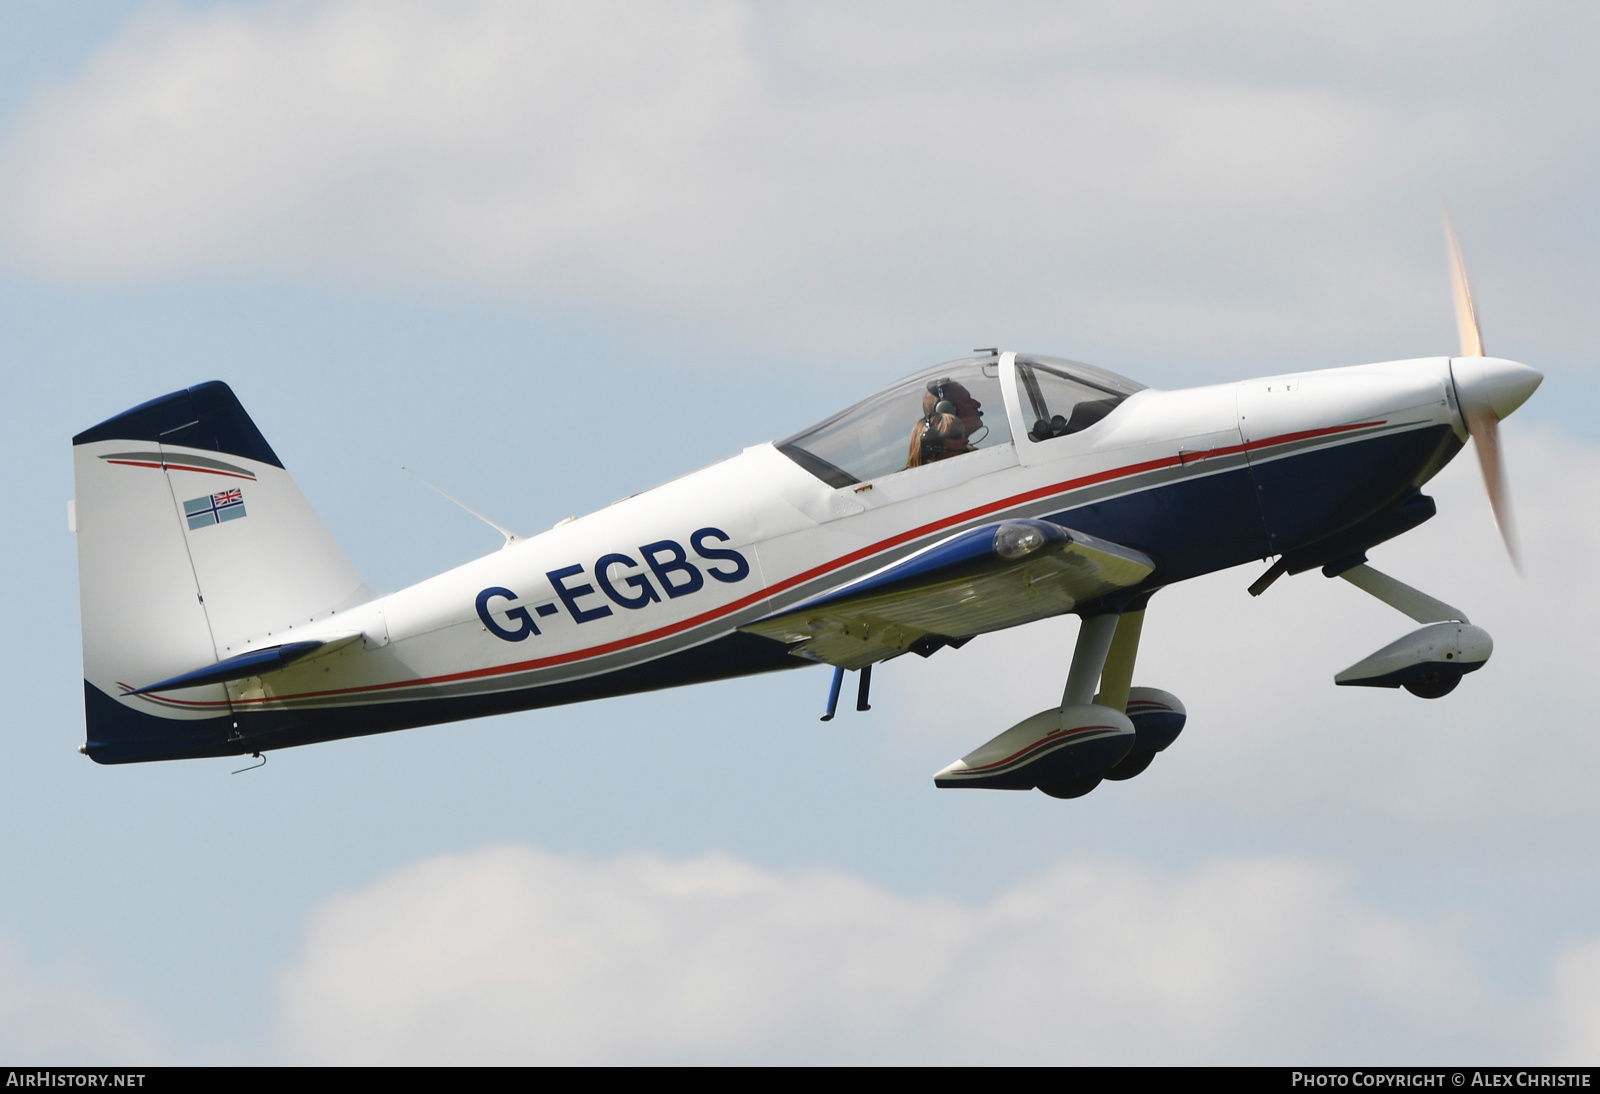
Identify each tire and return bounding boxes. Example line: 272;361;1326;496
1403;670;1460;699
1101;750;1156;782
1037;776;1102;799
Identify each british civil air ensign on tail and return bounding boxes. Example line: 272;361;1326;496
68;226;1542;799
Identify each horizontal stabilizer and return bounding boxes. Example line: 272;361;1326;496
124;634;360;695
740;519;1154;669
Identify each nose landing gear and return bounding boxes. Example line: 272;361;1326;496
1329;563;1492;697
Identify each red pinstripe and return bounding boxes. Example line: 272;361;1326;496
104;459;256;481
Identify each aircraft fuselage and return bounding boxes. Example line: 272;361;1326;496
77;353;1471;762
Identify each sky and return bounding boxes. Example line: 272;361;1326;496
1;0;1599;1064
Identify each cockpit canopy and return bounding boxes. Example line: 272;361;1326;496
777;353;1144;487
1013;355;1145;442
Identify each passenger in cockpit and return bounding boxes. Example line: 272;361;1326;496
907;411;969;467
907;379;984;467
925;380;986;441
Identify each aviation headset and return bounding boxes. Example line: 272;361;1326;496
919;380;962;458
919;379;987;457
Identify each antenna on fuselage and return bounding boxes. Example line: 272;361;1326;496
402;466;521;548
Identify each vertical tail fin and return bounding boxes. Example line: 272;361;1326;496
71;382;369;762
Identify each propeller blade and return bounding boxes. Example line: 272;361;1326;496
1465;407;1519;572
1444;211;1484;357
1444;217;1539;572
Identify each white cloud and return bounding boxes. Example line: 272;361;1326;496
278;843;1503;1064
3;1;1594;359
1548;939;1600;1064
885;424;1600;824
0;945;162;1064
0;1;760;286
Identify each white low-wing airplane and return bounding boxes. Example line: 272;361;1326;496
69;232;1541;796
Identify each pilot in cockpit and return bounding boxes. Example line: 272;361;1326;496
907;379;986;467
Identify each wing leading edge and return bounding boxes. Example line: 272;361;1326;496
740;519;1154;670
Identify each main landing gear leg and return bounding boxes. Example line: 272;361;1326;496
933;611;1136;796
1095;610;1145;715
1018;613;1129;799
1063;613;1120;707
1096;609;1187;783
1027;612;1137;798
933;604;1189;797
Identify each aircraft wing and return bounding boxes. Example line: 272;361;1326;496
740;519;1154;670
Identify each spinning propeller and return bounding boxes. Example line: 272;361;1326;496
1443;214;1543;571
